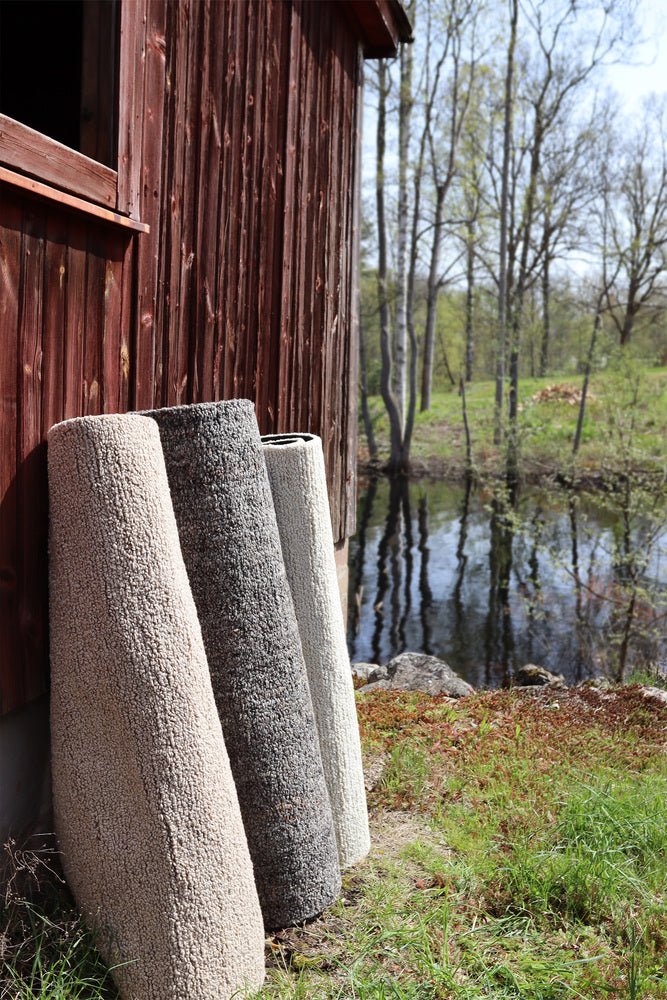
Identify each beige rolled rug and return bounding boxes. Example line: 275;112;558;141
262;433;370;869
48;413;265;1000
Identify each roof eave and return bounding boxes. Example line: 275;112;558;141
340;0;413;59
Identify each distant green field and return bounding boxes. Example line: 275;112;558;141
361;368;667;480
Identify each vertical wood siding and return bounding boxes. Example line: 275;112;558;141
0;0;363;715
0;201;128;713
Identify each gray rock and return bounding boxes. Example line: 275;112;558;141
580;676;613;690
360;679;393;692
358;652;474;698
367;663;390;683
641;685;667;705
351;662;380;681
514;664;565;688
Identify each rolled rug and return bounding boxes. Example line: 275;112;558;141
145;401;341;930
262;433;370;869
48;413;265;1000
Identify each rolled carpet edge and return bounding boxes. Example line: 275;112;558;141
48;412;265;999
262;432;370;869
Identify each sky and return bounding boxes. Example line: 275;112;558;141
602;0;667;111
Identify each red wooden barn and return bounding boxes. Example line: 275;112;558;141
0;0;411;837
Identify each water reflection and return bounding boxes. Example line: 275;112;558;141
347;478;667;688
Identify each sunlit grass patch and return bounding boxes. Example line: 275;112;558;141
361;367;667;480
5;686;667;999
0;837;117;1000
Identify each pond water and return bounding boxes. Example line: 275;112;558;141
346;477;667;689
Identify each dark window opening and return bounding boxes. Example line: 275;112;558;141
0;0;118;167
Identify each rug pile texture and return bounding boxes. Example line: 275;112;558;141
48;414;265;1000
262;433;370;868
146;401;341;929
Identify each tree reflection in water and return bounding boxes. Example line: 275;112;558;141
347;478;667;688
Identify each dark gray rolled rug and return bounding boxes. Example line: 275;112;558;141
144;400;341;929
262;433;370;869
48;413;265;1000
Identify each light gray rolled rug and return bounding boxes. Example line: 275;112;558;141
262;433;371;869
145;401;341;930
48;413;265;1000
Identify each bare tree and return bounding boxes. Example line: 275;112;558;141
494;0;518;446
603;99;667;347
394;24;414;426
375;59;408;473
420;0;479;412
502;0;640;485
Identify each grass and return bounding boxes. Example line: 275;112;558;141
4;684;667;999
360;367;667;481
252;685;667;999
0;838;117;999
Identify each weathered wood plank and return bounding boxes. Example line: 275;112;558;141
322;14;344;531
0;167;149;232
159;0;193;407
0;203;22;714
340;32;363;540
63;224;87;420
337;14;359;537
233;2;260;402
17;211;47;705
117;234;134;414
40;214;67;435
254;0;289;433
276;0;301;434
131;0;166;409
218;4;246;399
193;0;223;403
82;237;106;417
99;230;126;415
0;116;117;209
117;0;148;218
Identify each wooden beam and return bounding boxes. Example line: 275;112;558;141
340;0;413;58
0;166;150;233
0;114;117;208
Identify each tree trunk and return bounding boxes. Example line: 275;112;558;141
421;182;445;412
376;60;405;471
573;288;604;456
460;376;473;476
465;218;475;382
495;0;518;445
539;250;550;377
394;37;413;431
358;309;377;462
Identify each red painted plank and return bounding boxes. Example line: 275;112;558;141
276;0;302;434
40;214;68;436
0;115;117;209
82;236;106;417
117;0;148;218
217;4;246;399
17;209;47;706
117;234;134;414
193;0;224;403
0;201;22;714
220;3;247;400
159;0;193;407
132;0;166;409
233;3;260;402
253;0;290;432
100;230;126;415
341;42;363;540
